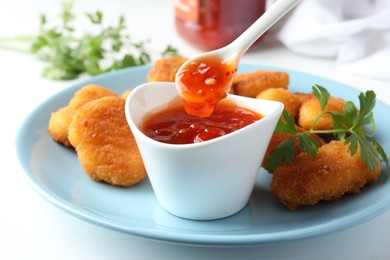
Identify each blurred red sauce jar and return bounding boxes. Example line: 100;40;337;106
174;0;266;51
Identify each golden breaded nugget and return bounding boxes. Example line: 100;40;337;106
68;96;146;187
67;84;117;108
48;84;117;146
121;89;132;100
256;88;301;118
294;92;313;106
232;70;289;98
270;140;382;210
147;56;188;82
228;86;235;94
298;96;346;130
48;106;74;146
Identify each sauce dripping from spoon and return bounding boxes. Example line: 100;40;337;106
176;54;238;117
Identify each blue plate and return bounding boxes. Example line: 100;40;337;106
16;64;390;246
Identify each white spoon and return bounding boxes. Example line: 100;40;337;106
175;0;302;117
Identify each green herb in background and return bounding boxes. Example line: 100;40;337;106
0;1;179;80
264;85;388;172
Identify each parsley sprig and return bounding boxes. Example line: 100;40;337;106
0;1;179;80
264;85;388;172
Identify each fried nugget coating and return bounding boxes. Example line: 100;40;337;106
48;106;74;146
294;92;313;106
147;56;188;82
121;89;132;100
298;96;346;130
256;88;301;118
48;84;117;146
68;96;146;187
232;70;289;98
270;140;382;210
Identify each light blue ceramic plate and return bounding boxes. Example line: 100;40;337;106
16;64;390;246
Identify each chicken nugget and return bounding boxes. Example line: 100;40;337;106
121;89;132;100
68;96;146;187
147;56;188;82
298;95;346;130
256;88;301;118
294;92;313;106
48;84;117;146
48;106;74;146
232;70;289;98
270;140;382;210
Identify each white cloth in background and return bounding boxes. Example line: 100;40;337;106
268;0;390;80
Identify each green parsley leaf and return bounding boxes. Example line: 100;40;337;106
274;110;297;134
264;138;297;172
0;0;180;80
312;84;330;111
298;134;321;157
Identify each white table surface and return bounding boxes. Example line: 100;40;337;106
1;1;390;259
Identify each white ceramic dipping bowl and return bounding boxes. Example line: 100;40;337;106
125;82;283;220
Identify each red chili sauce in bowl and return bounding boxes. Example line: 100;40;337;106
141;103;263;144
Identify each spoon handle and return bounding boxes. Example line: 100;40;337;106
228;0;302;55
